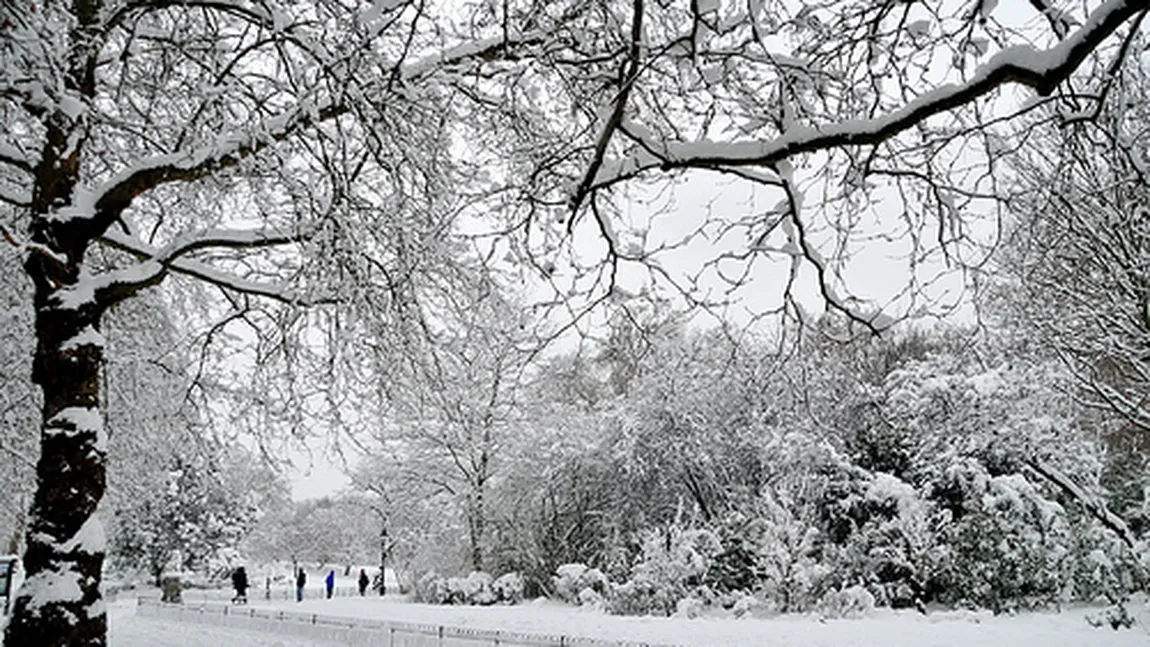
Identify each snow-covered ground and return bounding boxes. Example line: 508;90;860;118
105;590;1150;647
110;597;328;647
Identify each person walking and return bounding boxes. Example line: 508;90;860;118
231;566;249;604
324;569;335;599
357;569;369;596
295;568;306;602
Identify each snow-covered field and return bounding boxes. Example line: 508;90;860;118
105;591;1150;647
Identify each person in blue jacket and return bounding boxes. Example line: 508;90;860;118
324;569;335;599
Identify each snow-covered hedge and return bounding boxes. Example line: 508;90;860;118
414;570;525;605
552;563;608;606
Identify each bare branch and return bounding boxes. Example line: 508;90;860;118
81;30;545;237
775;164;891;335
1027;0;1076;40
568;0;644;217
97;229;329;306
593;0;1144;183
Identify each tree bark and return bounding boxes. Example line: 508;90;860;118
5;1;109;641
4;290;109;646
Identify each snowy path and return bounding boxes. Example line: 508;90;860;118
105;592;1150;647
109;598;335;646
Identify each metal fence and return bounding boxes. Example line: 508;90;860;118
136;598;682;647
175;585;372;604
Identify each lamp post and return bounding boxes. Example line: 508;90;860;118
379;526;388;596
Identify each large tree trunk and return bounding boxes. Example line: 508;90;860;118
5;1;108;641
4;295;109;645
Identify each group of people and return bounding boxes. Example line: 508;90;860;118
289;567;374;602
292;567;368;602
231;565;374;603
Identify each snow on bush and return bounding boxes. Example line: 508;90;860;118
674;595;705;619
415;570;525;606
552;563;607;606
818;584;876;619
931;466;1069;612
524;352;1146;620
578;586;607;611
461;571;497;605
414;571;450;605
746;491;829;613
492;572;524;604
605;527;722;617
731;594;759;618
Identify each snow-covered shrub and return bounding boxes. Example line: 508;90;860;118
931;469;1069;612
1064;521;1145;604
752;498;828;613
606;578;673;617
1086;602;1138;630
731;594;759;618
552;563;608;605
673;595;704;619
826;471;936;609
606;527;722;616
414;571;450;604
818;584;876;619
578;586;607;611
415;571;500;605
492;571;524;604
707;513;762;594
462;571;497;605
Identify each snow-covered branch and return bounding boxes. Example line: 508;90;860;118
400;31;545;81
1;224;69;266
83;29;544;236
1026;458;1135;549
592;0;1145;185
96;230;328;306
569;0;645;215
89;101;345;229
151;225;313;263
0;187;32;208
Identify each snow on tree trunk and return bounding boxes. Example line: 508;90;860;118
5;1;108;636
5;266;110;645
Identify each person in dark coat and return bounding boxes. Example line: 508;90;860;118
231;566;249;604
295;568;306;602
324;569;335;599
357;569;369;596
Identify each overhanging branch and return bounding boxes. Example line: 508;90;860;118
593;0;1144;182
97;229;332;306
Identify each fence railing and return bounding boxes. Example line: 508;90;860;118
176;585;372;603
136;597;681;647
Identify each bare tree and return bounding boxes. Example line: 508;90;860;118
363;280;537;572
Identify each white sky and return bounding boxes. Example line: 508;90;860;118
289;456;350;500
